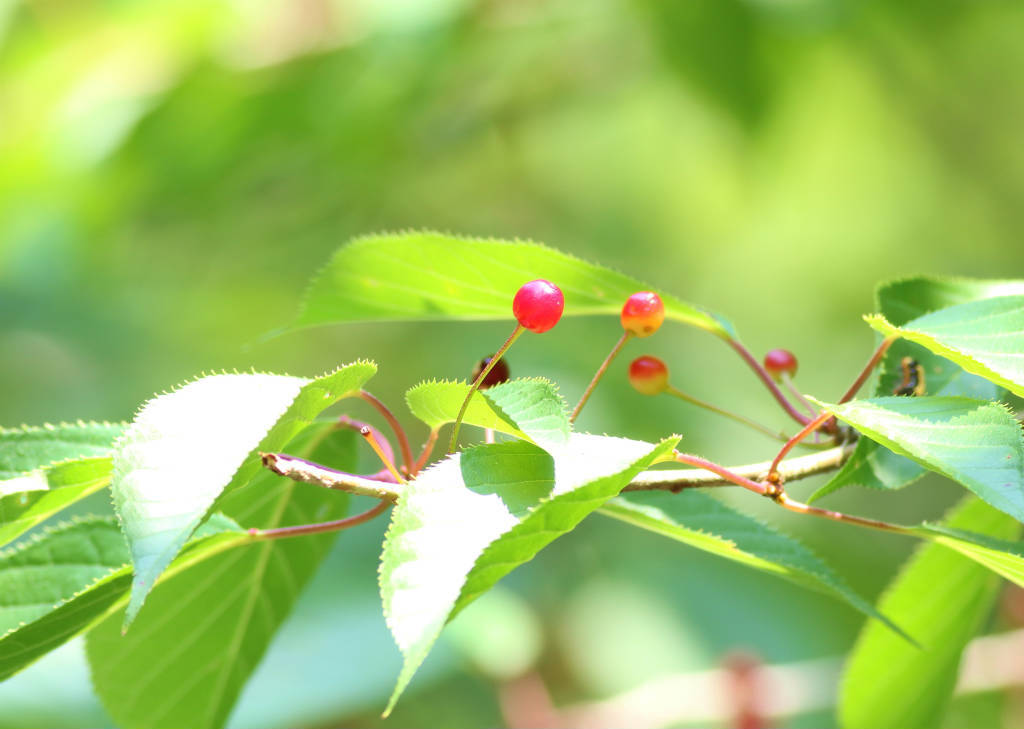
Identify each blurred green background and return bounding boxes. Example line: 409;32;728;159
2;0;1024;727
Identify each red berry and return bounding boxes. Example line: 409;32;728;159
472;355;510;389
621;292;665;338
513;279;564;333
764;349;798;381
628;355;669;396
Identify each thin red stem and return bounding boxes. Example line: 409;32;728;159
666;385;795;443
359;390;414;475
449;324;523;453
571;331;632;423
780;372;817;417
248;500;391;540
360;427;406;484
728;340;816;429
838;337;896;404
414;429;439;475
768;411;832;478
674;452;769;495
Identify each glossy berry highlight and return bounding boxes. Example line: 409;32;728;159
621;291;665;337
764;349;798;381
472;355;510;390
628;355;670;396
513;279;564;333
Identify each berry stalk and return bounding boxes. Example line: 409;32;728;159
570;331;631;423
838;337;896;404
728;340;816;428
665;385;794;443
448;324;523;452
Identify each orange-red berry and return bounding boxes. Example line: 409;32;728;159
764;349;798;381
629;355;670;395
621;292;665;337
513;280;564;333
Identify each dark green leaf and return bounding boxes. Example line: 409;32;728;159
600;490;901;634
289;232;735;338
0;518;128;635
113;362;375;625
840;498;1022;729
816;396;1024;522
380;434;678;714
0;515;244;682
876;276;1024;327
0;422;123;481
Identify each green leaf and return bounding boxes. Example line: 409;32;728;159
380;433;678;714
0;457;114;546
0;518;129;635
113;362;376;625
840;498;1022;729
876;275;1024;327
88;428;357;729
406;378;570;452
867;295;1024;398
812;277;1013;502
815;396;1024;522
0;422;123;482
600;490;901;634
914;523;1024;587
289;232;735;339
0;514;244;682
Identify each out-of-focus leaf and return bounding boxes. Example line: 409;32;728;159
380;434;678;714
112;362;375;625
840;498;1022;729
289;232;735;338
916;522;1024;587
0;514;244;682
88;428;357;729
639;0;769;127
867;295;1024;398
815;396;1024;522
406;378;569;452
600;490;902;633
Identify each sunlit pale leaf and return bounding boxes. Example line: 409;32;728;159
113;361;375;625
380;433;678;714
